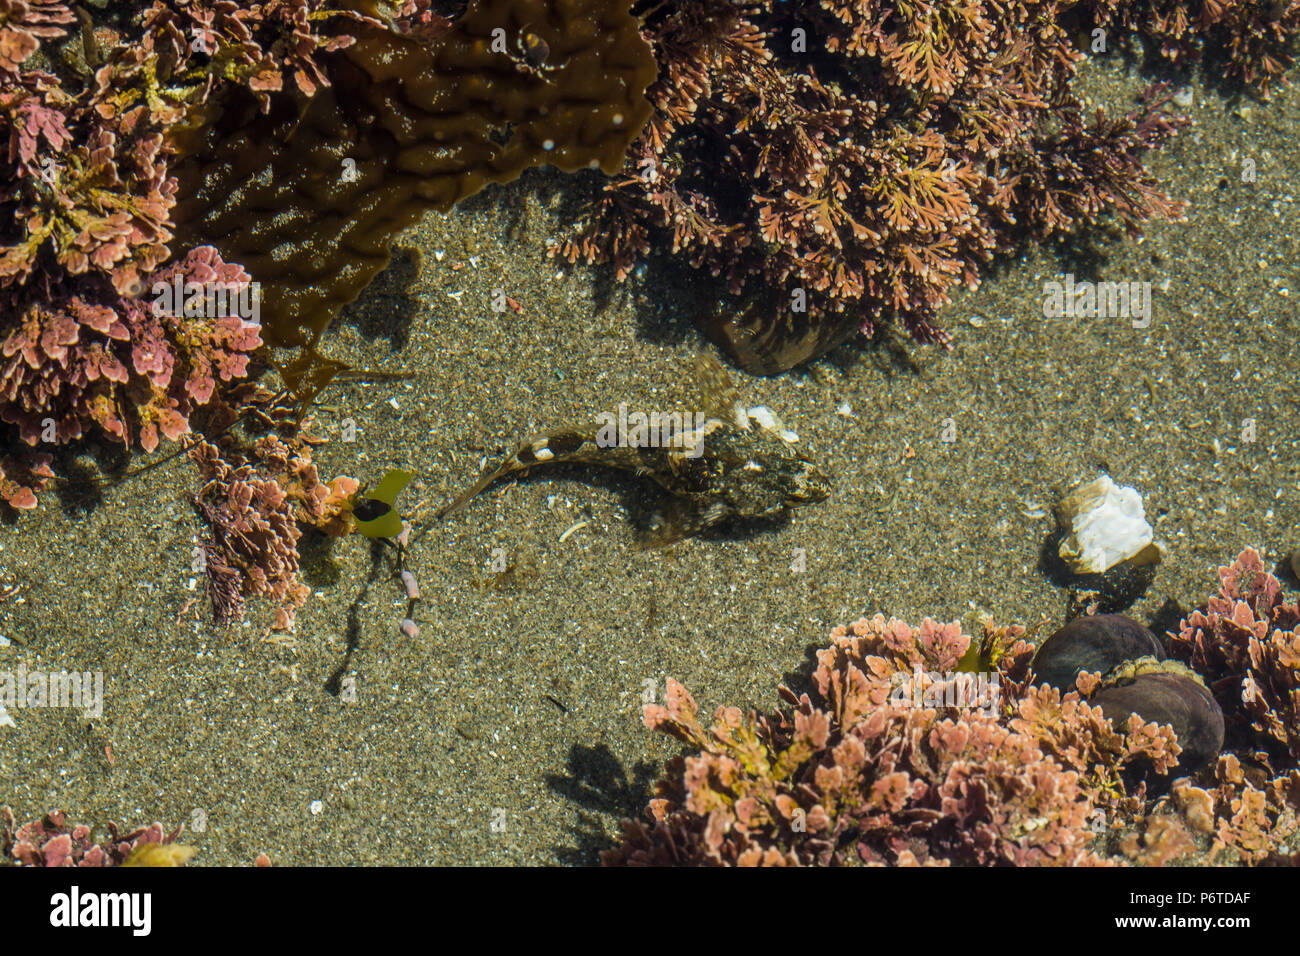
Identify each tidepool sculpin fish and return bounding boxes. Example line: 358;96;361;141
437;356;831;544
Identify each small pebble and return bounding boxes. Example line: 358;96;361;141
400;570;419;599
309;800;323;815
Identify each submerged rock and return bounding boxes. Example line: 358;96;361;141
1091;658;1225;773
1031;613;1165;691
1032;615;1225;774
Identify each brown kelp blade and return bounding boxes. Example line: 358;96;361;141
170;0;656;401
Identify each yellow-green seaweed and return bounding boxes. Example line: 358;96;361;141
351;468;412;539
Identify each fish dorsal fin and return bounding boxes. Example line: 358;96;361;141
692;354;748;428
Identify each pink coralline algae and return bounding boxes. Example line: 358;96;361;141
0;1;75;74
0;54;258;462
0;1;428;511
1;806;187;867
610;557;1300;866
0;449;52;509
1;246;261;453
248;426;359;537
556;0;1191;373
190;437;309;627
0;5;278;509
0;69;175;298
1169;548;1300;764
122;0;411;115
556;1;1300;373
1084;0;1300;93
606;615;1179;866
189;419;357;626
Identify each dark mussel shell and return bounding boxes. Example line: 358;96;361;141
1031;614;1165;691
1091;659;1225;773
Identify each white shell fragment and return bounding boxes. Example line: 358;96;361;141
1055;474;1161;574
745;406;799;443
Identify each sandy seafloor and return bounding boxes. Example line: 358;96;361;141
1;54;1299;866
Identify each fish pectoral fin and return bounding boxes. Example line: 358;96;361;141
635;497;729;549
692;353;745;423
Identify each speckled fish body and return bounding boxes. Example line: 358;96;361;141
438;415;830;538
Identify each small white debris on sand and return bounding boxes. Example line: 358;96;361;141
559;520;590;543
1056;474;1160;574
746;406;799;443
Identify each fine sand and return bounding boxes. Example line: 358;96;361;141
1;56;1298;864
